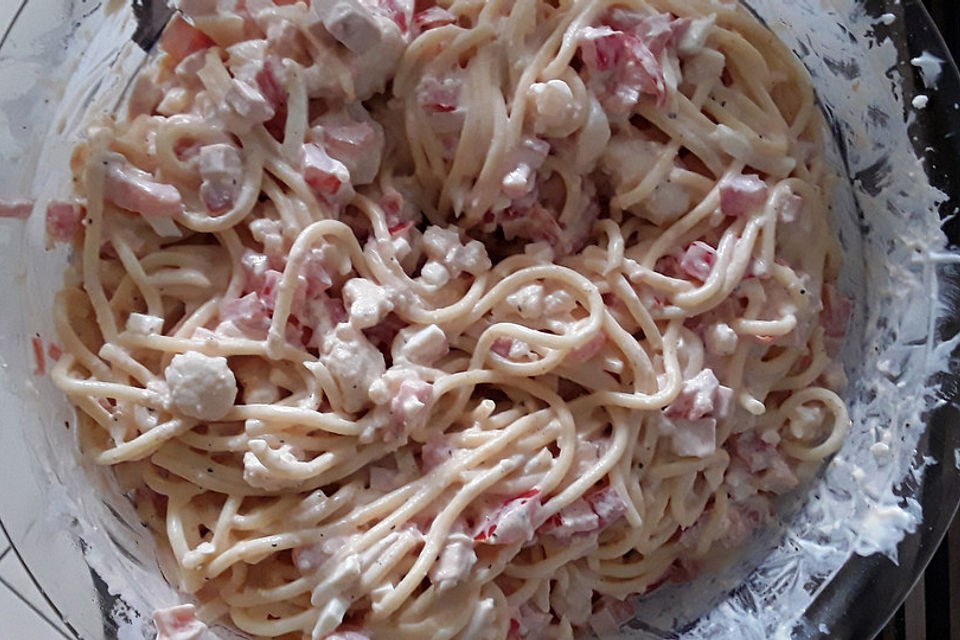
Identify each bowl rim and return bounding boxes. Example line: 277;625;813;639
0;1;958;639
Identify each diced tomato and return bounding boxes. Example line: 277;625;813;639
413;6;455;33
32;336;45;375
474;489;540;544
47;343;62;361
45;201;85;242
311;171;342;195
256;59;289;141
159;14;214;65
579;26;666;108
301;143;353;206
0;200;32;218
379;0;409;32
587;29;623;70
388;220;413;235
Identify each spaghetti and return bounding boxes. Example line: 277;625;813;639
49;0;852;638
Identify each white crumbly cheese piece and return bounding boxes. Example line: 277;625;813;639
458;598;498;640
551;568;593;624
428;532;477;590
320;323;386;413
705;322;738;355
367;366;433;433
242;440;304;491
670;417;718;457
505;283;545;320
126;312;164;335
912;94;929;109
602;135;661;194
711;124;752;160
420;260;451;288
543;289;576;316
677;15;715;55
396;324;449;365
312;555;362;636
550;499;600;537
684;48;726;84
242;450;287;491
343;277;394;329
422;226;492;277
500;137;549;199
164;351;238;421
644;180;691;225
315;0;383;53
224;80;274;132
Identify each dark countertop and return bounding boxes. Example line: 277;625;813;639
923;0;958;63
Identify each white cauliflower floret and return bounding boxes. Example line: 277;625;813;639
342;278;394;329
421;226;492;278
164;351;237;421
527;79;583;136
320;323;386;413
126;312;164;335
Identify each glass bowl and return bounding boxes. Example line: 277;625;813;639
0;0;957;638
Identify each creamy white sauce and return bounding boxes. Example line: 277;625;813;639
0;1;956;639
